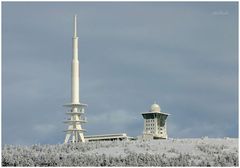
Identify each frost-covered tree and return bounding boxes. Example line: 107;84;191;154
2;139;238;166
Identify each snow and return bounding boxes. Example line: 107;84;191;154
85;138;237;157
2;138;238;166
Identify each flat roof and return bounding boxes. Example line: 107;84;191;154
142;111;170;116
85;133;127;138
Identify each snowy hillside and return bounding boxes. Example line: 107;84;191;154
2;138;238;166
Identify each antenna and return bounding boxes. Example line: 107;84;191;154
74;15;77;37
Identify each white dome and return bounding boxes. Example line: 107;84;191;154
150;103;161;112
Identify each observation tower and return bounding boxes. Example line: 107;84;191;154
142;102;169;140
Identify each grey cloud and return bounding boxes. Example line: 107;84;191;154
2;2;238;145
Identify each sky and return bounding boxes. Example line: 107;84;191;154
2;2;238;145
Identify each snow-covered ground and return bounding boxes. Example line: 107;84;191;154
85;138;237;157
2;138;238;166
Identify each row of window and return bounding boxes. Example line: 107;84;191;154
146;123;164;129
145;127;164;131
146;124;165;129
145;130;163;134
146;127;154;130
146;123;154;126
146;119;155;123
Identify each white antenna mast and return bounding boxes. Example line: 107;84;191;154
63;15;87;143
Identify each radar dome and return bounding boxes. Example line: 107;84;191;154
150;103;161;112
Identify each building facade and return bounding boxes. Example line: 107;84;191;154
85;133;135;142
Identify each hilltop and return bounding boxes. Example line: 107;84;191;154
2;138;238;166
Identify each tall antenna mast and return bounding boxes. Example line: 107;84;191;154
63;15;87;143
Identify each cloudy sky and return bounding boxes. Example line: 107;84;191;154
2;2;238;145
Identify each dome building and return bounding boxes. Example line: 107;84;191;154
141;102;170;140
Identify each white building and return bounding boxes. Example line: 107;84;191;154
85;133;135;142
141;102;170;140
